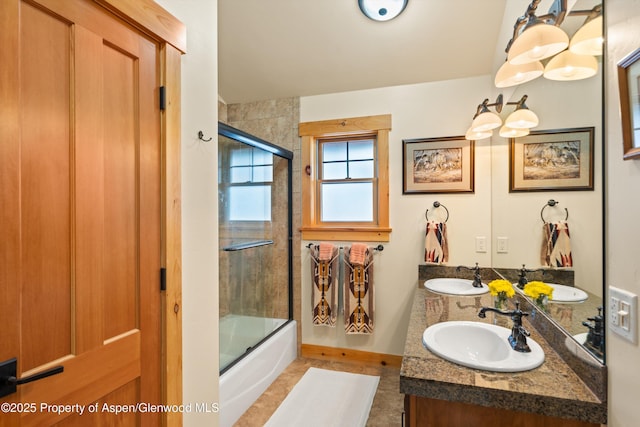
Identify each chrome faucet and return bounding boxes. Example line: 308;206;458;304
516;264;547;289
456;263;483;288
478;302;531;353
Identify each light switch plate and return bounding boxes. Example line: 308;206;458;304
475;236;487;253
496;237;509;253
609;286;638;344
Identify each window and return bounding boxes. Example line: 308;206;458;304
224;145;273;222
299;114;391;241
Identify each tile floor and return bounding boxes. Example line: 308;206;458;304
233;357;405;427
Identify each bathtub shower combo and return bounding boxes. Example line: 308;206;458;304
218;123;295;426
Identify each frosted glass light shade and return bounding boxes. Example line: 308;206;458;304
470;111;502;132
499;125;530;138
505;109;539;129
508;24;569;65
495;61;543;88
544;50;598;81
465;127;492;141
358;0;408;21
570;16;603;56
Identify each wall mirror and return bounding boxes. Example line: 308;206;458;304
490;0;604;363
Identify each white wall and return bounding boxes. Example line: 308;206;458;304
300;76;493;355
606;0;640;425
153;1;219;426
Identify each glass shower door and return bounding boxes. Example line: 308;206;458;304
218;123;292;373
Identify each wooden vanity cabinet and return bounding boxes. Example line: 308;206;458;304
404;395;600;427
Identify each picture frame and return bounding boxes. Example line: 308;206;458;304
402;136;474;194
509;127;594;192
617;47;640;160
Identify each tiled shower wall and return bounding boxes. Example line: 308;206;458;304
218;99;302;343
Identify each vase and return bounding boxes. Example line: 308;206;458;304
535;295;549;312
493;294;507;311
492;295;509;326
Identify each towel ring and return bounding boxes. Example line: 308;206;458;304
425;201;449;223
540;199;569;223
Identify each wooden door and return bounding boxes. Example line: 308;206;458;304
1;0;163;425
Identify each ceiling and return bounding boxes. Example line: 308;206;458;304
218;0;599;105
218;0;509;104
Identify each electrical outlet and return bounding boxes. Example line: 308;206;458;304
496;237;509;253
475;236;487;253
609;286;638;343
610;296;620;326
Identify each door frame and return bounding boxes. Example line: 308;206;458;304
92;1;185;425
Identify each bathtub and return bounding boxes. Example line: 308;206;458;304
219;317;297;427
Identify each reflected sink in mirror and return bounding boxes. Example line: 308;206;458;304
422;321;545;372
514;282;589;303
573;332;588;345
547;283;589;303
424;278;488;296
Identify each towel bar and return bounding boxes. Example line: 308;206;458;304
305;243;384;252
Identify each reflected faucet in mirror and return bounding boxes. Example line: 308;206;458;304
517;264;547;289
582;306;605;359
456;263;483;288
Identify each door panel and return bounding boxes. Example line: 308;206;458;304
0;0;162;425
20;0;72;372
103;41;138;340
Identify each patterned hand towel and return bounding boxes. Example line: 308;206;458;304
425;221;448;264
541;221;573;267
344;245;374;334
310;243;339;327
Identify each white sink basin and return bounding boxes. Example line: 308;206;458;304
422;321;545;372
424;278;489;296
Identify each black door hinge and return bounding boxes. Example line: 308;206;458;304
159;86;166;111
160;267;167;291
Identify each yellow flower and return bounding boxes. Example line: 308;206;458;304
523;281;554;300
488;279;515;298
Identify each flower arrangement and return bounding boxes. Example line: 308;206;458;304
523;281;554;311
488;279;515;310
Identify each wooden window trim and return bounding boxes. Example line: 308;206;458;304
299;114;391;242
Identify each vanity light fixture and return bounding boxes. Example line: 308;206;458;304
543;49;598;80
358;0;408;22
469;95;504;133
496;1;602;88
507;18;569;65
465;128;494;141
569;10;603;56
495;60;544;88
499;125;530;138
466;94;538;141
504;95;539;129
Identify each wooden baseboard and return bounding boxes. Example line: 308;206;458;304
301;344;403;368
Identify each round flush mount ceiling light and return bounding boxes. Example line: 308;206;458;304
358;0;408;22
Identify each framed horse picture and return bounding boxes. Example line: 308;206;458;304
509;127;594;192
402;136;474;194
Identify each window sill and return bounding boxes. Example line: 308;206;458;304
300;226;391;242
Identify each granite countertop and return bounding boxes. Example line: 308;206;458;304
399;286;607;424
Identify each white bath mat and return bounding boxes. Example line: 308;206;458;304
264;367;379;427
